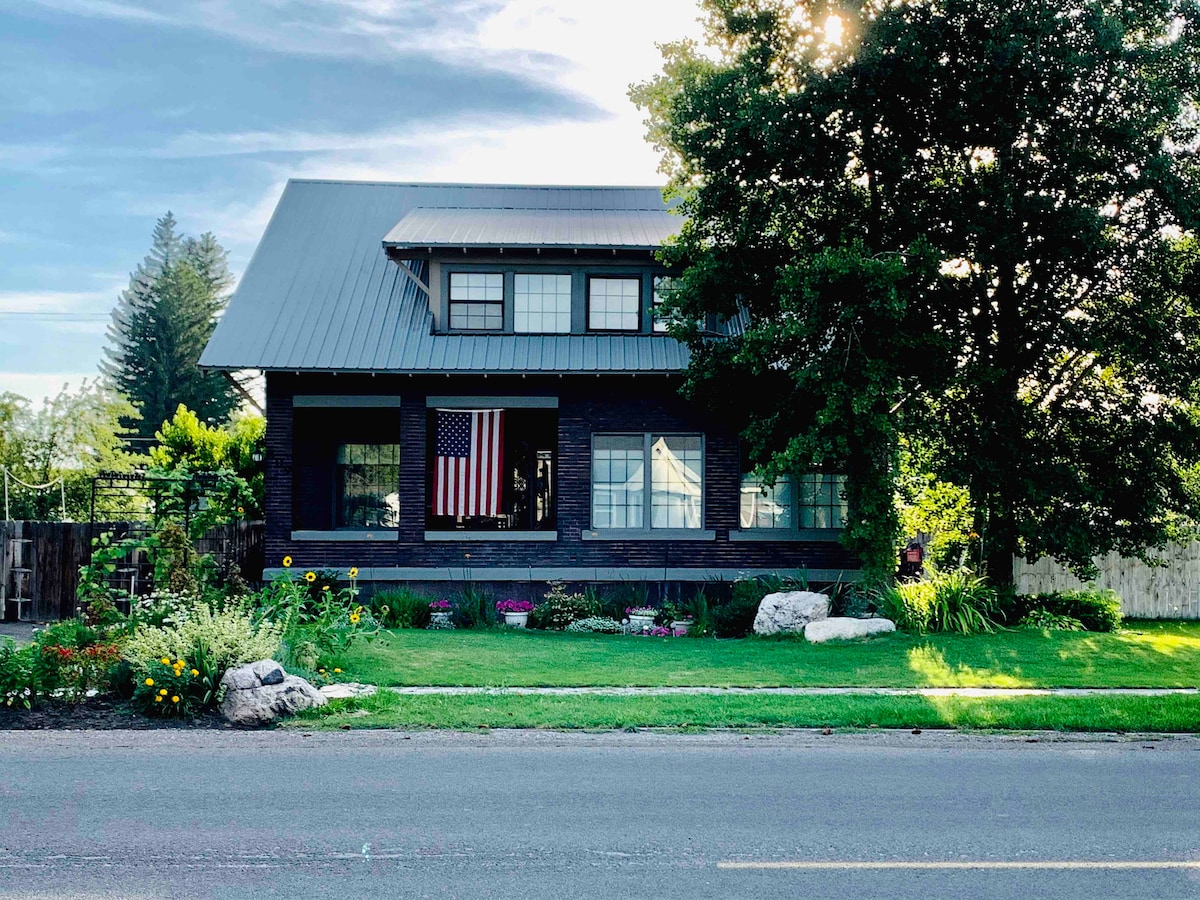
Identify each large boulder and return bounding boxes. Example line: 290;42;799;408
805;617;896;643
219;660;326;727
753;591;831;635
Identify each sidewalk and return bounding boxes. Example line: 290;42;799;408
386;685;1199;697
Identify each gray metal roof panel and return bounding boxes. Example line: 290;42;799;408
201;180;690;374
383;206;681;250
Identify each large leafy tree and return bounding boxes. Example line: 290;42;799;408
634;0;1200;582
103;213;238;440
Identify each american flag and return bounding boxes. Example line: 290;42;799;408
433;409;505;517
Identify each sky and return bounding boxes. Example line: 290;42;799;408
0;0;705;404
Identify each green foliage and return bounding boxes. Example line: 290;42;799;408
131;656;206;718
998;589;1123;633
452;584;496;629
680;587;713;638
103;213;238;439
879;569;999;634
529;582;600;631
370;588;432;629
124;600;283;673
633;0;1200;585
0;640;42;709
564;617;625;634
149;405;265;517
896;439;978;569
712;581;765;638
1019;609;1085;632
250;571;377;669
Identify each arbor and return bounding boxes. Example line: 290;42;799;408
103;213;238;440
633;0;1200;582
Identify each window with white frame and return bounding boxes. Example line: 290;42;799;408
587;277;640;331
514;273;571;334
448;272;503;330
592;433;703;530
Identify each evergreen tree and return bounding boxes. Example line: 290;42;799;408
104;214;238;439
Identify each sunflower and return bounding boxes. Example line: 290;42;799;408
304;571;317;583
348;566;359;579
282;556;293;568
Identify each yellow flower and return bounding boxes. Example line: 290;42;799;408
191;668;199;677
144;678;154;687
305;571;316;583
322;585;330;592
155;695;162;703
159;689;168;696
176;660;185;667
333;668;342;674
318;668;326;674
237;506;245;515
171;696;180;703
348;567;359;579
161;657;171;665
349;613;361;624
282;556;293;568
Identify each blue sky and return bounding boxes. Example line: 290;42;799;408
0;0;701;402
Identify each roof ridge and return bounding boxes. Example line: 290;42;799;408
287;178;667;190
405;205;676;212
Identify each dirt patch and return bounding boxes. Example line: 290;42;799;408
0;697;231;730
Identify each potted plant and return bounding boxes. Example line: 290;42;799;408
496;599;533;628
626;606;657;632
428;599;454;629
664;600;695;636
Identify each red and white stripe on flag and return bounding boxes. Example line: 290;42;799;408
433;408;505;517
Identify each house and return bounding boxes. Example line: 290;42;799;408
199;179;858;593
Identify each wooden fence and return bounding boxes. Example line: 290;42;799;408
0;520;265;622
1014;545;1200;619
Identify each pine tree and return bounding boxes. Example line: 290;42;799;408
104;214;238;440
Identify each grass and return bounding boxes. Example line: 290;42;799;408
333;620;1200;689
291;689;1200;732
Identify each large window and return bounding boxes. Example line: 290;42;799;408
592;433;703;530
336;444;400;528
426;407;557;532
740;471;847;531
588;277;640;331
515;274;572;334
449;272;503;330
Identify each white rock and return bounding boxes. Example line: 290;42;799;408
804;617;896;642
319;682;378;700
752;591;831;635
219;660;327;727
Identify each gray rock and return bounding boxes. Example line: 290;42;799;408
319;682;378;700
219;660;327;727
804;617;897;643
752;591;831;635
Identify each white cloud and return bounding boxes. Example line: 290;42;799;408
0;287;116;314
0;372;97;405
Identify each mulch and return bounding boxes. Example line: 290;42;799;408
0;697;232;730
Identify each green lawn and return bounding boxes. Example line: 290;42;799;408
293;690;1200;732
334;621;1200;689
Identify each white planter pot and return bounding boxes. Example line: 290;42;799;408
429;610;453;628
671;620;693;636
503;611;529;628
628;614;655;631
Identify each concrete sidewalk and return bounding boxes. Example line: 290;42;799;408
387;685;1198;697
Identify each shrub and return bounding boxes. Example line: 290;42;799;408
879;568;999;634
1019;608;1085;631
0;639;41;709
371;588;431;629
124;601;283;673
132;656;207;718
453;585;495;629
251;569;378;668
564;616;624;634
711;579;772;637
680;588;713;638
37;642;122;703
1002;589;1122;633
530;582;599;630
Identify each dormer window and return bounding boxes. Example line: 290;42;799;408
587;277;640;332
449;272;503;331
514;274;572;334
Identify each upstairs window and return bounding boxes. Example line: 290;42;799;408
515;274;571;334
652;275;675;334
449;272;503;331
588;277;640;331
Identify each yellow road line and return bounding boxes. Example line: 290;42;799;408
718;861;1200;871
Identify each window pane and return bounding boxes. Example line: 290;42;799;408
515;272;571;333
336;443;399;528
591;435;644;528
650;434;702;529
588;278;640;331
740;474;794;529
796;473;848;531
449;301;502;331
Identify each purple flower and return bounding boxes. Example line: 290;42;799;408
496;600;534;613
429;600;452;610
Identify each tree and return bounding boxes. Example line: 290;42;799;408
1;382;139;520
149;405;266;518
633;0;1200;582
103;213;238;440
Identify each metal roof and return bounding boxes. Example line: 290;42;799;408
200;180;691;374
383;206;680;251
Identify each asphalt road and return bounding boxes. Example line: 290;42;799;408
1;729;1198;899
